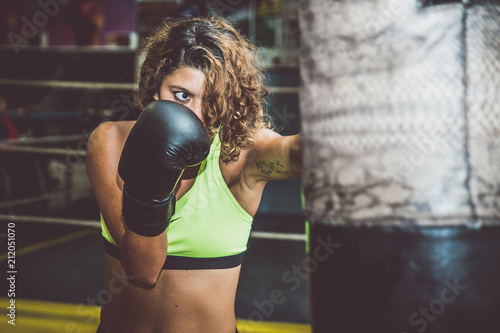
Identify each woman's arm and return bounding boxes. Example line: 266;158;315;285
246;128;302;182
86;121;167;289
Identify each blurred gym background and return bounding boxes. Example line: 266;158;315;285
0;0;308;332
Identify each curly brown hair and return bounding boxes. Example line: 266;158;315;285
136;16;269;162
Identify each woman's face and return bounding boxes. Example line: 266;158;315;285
156;66;206;123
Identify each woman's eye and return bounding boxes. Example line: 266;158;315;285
174;91;190;102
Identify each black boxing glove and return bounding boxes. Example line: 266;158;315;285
118;100;210;236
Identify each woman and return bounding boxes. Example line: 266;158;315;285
86;16;302;333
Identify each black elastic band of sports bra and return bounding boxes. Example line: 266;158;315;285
103;237;244;270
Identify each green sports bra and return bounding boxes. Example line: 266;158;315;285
101;128;254;269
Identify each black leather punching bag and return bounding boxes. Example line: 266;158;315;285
299;1;500;332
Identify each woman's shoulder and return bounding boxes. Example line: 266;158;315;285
87;121;135;155
249;127;282;151
228;128;281;179
86;121;135;180
88;120;135;144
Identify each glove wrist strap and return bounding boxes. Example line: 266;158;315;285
122;187;175;237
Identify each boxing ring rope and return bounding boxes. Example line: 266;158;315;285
0;135;306;242
0;78;299;94
0;78;134;90
0;134;88;144
0;186;89;209
0;134;88;156
0;145;87;156
0;214;306;242
249;231;306;242
0;215;101;228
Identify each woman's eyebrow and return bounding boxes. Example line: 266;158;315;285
170;85;194;94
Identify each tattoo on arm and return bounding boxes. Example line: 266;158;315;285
256;160;290;176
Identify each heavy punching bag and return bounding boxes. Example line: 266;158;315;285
299;1;500;332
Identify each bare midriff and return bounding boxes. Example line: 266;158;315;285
100;253;240;333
